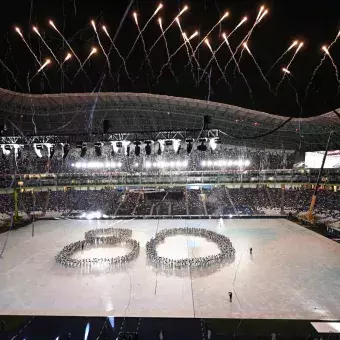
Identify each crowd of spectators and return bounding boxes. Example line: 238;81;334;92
0;187;340;222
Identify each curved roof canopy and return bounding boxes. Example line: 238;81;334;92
0;87;339;150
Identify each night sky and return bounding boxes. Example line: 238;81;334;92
0;0;340;118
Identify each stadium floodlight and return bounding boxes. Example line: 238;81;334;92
145;161;152;168
201;160;207;167
1;144;11;159
94;142;103;157
209;137;221;151
245;159;250;166
186;139;193;154
207;160;213;167
62;144;70;159
173;139;181;154
197;138;207;152
34;144;43;158
79;143;87;158
134;162;139;167
145;141;152;156
117;162;122;168
15;146;22;160
182;160;188;167
134;141;141;156
227;160;233;166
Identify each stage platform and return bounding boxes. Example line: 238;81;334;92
1;218;340;320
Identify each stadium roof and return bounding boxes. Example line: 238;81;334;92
0;87;340;150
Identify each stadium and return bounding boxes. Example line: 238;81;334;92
2;0;340;338
1;87;340;338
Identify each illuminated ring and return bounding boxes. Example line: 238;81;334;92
146;227;235;269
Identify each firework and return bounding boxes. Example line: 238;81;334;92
205;39;232;91
305;30;340;97
199;16;248;83
49;20;83;67
243;42;272;92
73;47;98;80
33;26;61;66
276;42;303;94
322;45;340;84
91;20;111;71
266;40;299;75
133;12;154;77
102;25;133;82
156;30;198;83
191;11;229;58
222;34;253;103
222;6;268;77
125;3;163;62
158;17;177;81
15;26;41;66
142;5;188;66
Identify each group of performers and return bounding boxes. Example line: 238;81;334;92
55;226;235;270
146;227;235;269
55;228;139;267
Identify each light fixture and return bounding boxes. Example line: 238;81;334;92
80;143;87;158
94;142;103;157
173;139;181;154
134;141;141;156
197;138;207;152
62;144;70;159
186;139;193;154
145;141;152;156
49;145;55;159
1;145;11;159
34;144;43;158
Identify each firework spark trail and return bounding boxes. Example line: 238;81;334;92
190;11;229;60
29;58;51;83
205;39;232;91
102;25;133;83
49;20;93;83
73;47;97;80
156;31;198;83
266;40;299;75
182;33;197;82
125;3;163;63
15;27;41;66
133;12;154;77
286;73;303;114
243;42;273;92
141;5;188;69
32;26;60;65
49;20;81;66
305;30;340;98
276;42;303;94
199;16;248;84
233;9;268;76
176;18;198;79
91;20;111;71
322;46;340;85
223;35;253;103
158;18;177;81
0;58;22;89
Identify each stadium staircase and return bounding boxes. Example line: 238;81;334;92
265;186;274;208
132;192;142;215
185;188;189;215
200;188;208;215
150;203;155;215
114;193;126;216
225;188;238;215
41;190;50;217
